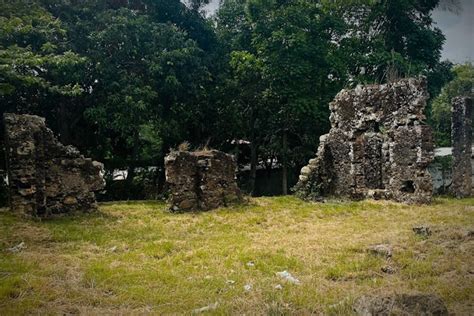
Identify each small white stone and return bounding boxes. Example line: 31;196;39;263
192;302;218;314
276;270;301;285
7;242;26;253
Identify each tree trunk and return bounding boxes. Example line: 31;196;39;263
266;157;273;178
157;145;169;195
282;129;288;195
249;141;257;196
126;134;140;195
249;107;258;196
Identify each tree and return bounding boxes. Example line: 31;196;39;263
228;51;270;194
0;0;86;121
1;0;454;200
37;0;220;196
214;0;270;195
431;63;473;146
244;0;346;194
85;8;211;176
335;0;445;84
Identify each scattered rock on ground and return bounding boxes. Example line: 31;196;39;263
367;244;393;258
466;229;474;238
381;265;396;274
413;225;432;237
353;293;448;316
192;302;218;314
275;284;283;290
244;284;252;291
276;270;301;285
7;242;26;253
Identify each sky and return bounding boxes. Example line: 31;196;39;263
432;0;473;63
203;0;473;63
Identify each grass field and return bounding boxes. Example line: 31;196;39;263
0;196;473;315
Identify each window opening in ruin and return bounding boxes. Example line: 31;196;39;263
374;122;381;133
401;180;415;193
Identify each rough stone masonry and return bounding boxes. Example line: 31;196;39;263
294;78;434;204
451;96;473;198
165;149;241;211
3;114;104;217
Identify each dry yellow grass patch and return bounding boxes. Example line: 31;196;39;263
0;196;473;315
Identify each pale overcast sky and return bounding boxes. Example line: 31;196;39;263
203;0;473;63
432;0;473;63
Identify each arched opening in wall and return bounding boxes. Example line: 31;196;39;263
401;180;415;193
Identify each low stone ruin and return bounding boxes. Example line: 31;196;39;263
451;97;472;198
165;149;241;211
3;114;104;217
294;78;434;204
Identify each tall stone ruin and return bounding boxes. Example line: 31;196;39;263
451;97;472;198
294;78;434;204
165;150;241;211
3;114;105;217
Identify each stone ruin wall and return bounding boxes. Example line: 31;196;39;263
3;114;104;217
295;78;434;204
165;150;241;211
451;96;473;198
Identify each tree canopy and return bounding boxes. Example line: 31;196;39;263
431;63;474;146
0;0;459;200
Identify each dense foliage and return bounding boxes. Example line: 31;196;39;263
430;63;474;146
0;0;460;200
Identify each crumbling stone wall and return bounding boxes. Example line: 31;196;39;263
295;78;434;204
165;150;241;211
451;97;473;197
3;114;104;217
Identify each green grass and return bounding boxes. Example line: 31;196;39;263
0;196;473;315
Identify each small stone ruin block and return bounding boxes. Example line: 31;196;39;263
294;78;434;204
451;97;472;198
3;113;104;217
165;149;241;211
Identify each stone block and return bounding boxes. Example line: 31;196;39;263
165;149;241;211
3;114;104;217
451;97;473;197
294;78;434;204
